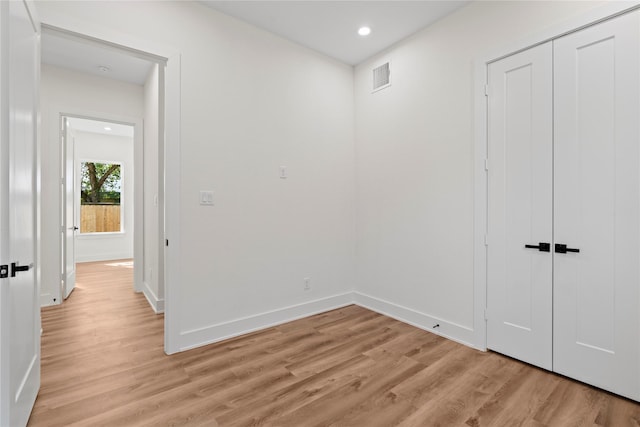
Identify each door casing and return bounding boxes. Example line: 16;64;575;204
38;19;181;353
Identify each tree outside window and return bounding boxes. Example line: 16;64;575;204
80;161;122;233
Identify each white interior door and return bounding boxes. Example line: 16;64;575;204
486;42;553;370
553;11;640;401
0;1;41;425
63;117;76;299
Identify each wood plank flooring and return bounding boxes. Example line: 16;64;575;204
29;260;640;426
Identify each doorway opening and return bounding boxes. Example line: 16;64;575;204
61;116;136;300
40;25;167;319
38;19;180;354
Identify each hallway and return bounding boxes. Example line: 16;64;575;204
29;260;165;425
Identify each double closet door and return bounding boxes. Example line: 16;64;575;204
486;11;640;401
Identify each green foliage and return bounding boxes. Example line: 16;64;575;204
81;162;121;205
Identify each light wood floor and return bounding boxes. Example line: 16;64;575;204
29;260;640;426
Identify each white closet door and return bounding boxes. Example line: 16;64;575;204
486;42;553;370
554;11;640;400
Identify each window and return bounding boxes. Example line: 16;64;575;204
80;161;122;233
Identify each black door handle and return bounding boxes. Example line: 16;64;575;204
10;262;31;277
524;242;550;252
555;243;580;254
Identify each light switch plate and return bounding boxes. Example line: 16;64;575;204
199;190;214;206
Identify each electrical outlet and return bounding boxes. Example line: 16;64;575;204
304;277;311;291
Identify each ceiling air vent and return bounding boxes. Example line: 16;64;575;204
372;62;391;93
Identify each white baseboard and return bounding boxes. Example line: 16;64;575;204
175;291;482;354
353;292;482;350
39;293;58;307
177;293;354;352
142;281;164;314
75;252;133;263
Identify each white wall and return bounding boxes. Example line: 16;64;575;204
143;64;163;312
40;64;144;305
74;131;134;262
36;1;356;350
37;0;613;353
354;1;608;347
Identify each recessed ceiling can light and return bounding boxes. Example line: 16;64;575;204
358;26;371;36
98;65;111;73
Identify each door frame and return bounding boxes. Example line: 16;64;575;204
38;20;182;354
472;1;640;351
59;112;143;296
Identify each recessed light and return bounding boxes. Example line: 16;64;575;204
358;26;371;36
98;65;111;73
104;126;112;131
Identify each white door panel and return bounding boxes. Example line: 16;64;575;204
486;42;553;370
553;11;640;400
487;10;640;401
63;118;76;299
0;1;41;425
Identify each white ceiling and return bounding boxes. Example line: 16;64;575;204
68;117;134;138
200;1;471;65
40;1;470;85
41;28;154;86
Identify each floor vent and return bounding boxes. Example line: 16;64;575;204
372;62;391;92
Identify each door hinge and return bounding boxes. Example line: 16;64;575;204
484;308;489;321
484;158;489;171
484;234;488;246
165;239;169;247
484;84;489;97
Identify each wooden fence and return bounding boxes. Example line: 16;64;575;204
81;205;121;233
